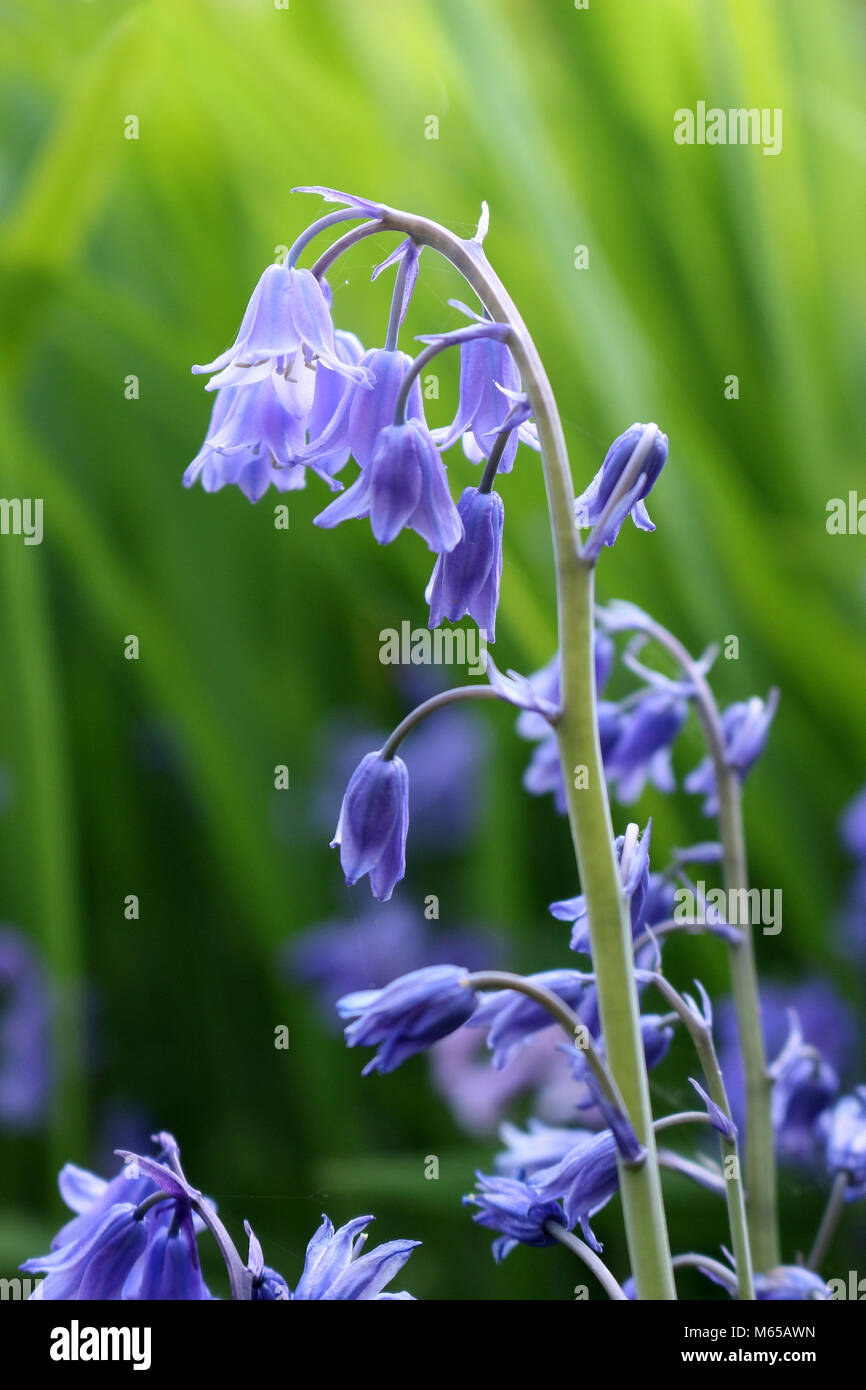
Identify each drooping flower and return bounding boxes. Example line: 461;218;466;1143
822;1088;866;1199
469;970;589;1068
755;1267;831;1301
22;1203;148;1300
331;751;409;901
21;1136;215;1300
305;346;424;471
426;486;504;639
337;964;478;1074
604;691;688;804
550;822;655;956
184;378;314;503
463;1173;565;1261
768;1016;839;1166
685;693;779;816
575;422;669;549
494;1120;595;1179
192;263;366;390
531;1125;644;1251
434;319;527;473
315;419;463;552
291;1214;418;1300
0;926;52;1130
715;981;856;1160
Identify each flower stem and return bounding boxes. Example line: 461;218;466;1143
545;1221;629;1300
807;1171;849;1271
380;685;501;760
602;609;780;1272
315;202;676;1298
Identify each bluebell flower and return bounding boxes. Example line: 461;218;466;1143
245;1222;289;1301
685;692;779;816
463;1173;566;1261
426;486;504;639
605;691;688;804
125;1208;212;1300
22;1203;148;1300
291;1214;418;1300
0;926;52;1130
184;379;317;503
332;751;409;901
550;822;655;955
755;1267;831;1301
768;1017;839;1166
822;1088;866;1199
531;1127;644;1251
494;1120;595;1179
691;1254;830;1300
715;981;856;1160
316;702;489;857
575;422;669;549
435;318;528;473
337;964;478;1074
315;419;463;552
306;346;424;470
192;263;367;391
469;970;590;1068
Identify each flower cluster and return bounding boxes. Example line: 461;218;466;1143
21;1132;419;1301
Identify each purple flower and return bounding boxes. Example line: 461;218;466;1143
192;263;366;390
0;926;52;1130
469;970;590;1068
605;692;688;804
531;1127;644;1251
184;379;313;503
337;964;478;1074
685;693;779;816
22;1136;215;1300
316;419;463;552
575;423;669;549
426;487;504;639
822;1088;866;1199
332;751;409;901
755;1267;831;1301
769;1019;839;1165
435;326;526;472
715;981;856;1162
494;1120;595;1178
429;1029;577;1136
463;1173;565;1261
550;822;655;955
125;1209;212;1300
22;1203;148;1300
305;346;423;470
291;1214;418;1300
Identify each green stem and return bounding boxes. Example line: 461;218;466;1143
315;203;675;1299
545;1221;629;1300
647;972;755;1299
605;609;779;1271
807;1171;848;1272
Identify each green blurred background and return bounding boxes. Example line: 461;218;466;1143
1;0;865;1298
